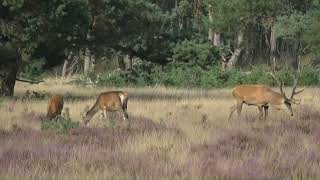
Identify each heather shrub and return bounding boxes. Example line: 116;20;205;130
41;108;79;134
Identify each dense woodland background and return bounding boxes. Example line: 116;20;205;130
1;0;320;96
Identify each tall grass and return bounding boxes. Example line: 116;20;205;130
0;80;319;179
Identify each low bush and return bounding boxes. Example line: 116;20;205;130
20;58;46;80
41;108;79;134
172;38;219;67
75;64;320;88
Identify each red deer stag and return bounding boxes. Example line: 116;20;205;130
229;73;304;120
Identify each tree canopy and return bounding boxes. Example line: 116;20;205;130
1;0;320;96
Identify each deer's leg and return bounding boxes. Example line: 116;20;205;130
83;119;90;125
236;100;244;116
98;110;104;119
57;109;62;117
121;108;129;128
82;106;99;126
228;105;237;120
124;109;129;123
123;100;128;114
258;106;263;120
100;106;106;119
103;109;107;120
122;107;128;121
263;106;269;120
101;106;111;126
118;109;130;129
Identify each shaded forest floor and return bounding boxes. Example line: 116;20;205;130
0;78;320;179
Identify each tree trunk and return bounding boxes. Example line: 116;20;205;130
292;41;301;71
270;29;277;56
207;4;216;46
84;48;91;76
62;60;69;77
213;33;222;47
0;65;17;97
270;27;277;71
83;15;97;76
125;55;133;70
90;53;95;73
208;4;222;46
208;4;224;68
0;45;21;97
226;48;242;69
62;51;75;77
226;31;244;69
0;65;18;97
118;55;126;70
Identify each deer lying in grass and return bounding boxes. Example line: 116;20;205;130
229;73;304;120
46;95;64;119
82;91;129;125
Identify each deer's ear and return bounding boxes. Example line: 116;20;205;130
292;99;302;105
282;98;288;103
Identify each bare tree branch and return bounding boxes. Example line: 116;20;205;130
0;74;44;84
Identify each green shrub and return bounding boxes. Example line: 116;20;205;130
75;63;320;88
97;71;127;87
268;67;320;86
172;38;219;68
299;67;320;86
225;70;246;87
41;108;79;134
161;64;204;87
200;67;226;88
0;99;3;109
20;58;46;80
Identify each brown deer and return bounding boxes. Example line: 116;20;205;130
229;73;304;120
46;95;64;119
82;91;129;125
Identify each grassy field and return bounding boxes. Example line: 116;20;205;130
0;78;320;179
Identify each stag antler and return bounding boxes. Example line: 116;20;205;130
269;72;289;100
289;74;304;104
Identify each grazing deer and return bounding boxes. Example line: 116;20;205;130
82;91;129;125
229;73;304;120
46;95;64;119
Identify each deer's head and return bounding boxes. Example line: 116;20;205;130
270;73;304;116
